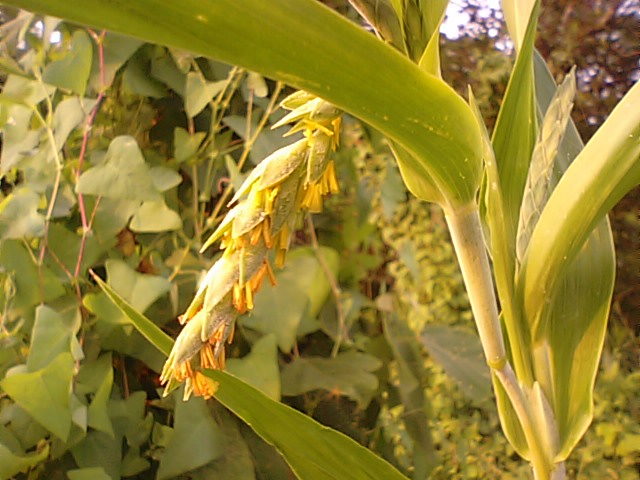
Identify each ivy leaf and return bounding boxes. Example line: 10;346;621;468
0;353;75;441
185;72;226;117
129;199;182;232
242;247;338;353
226;334;280;401
76;136;159;201
280;352;382;407
0;187;45;239
42;30;93;96
27;305;82;372
0;442;49;480
173;127;206;163
156;395;224;480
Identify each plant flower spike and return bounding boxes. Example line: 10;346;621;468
160;92;341;400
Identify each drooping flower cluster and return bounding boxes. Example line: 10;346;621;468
160;92;341;400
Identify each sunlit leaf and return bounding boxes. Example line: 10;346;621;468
129;199;182;232
0;188;45;239
208;369;408;480
0;442;49;480
42;29;92;95
1;353;75;441
27;305;82;372
76;136;159;201
185;72;226;118
7;0;483;208
226;334;280;401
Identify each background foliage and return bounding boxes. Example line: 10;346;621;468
0;1;638;479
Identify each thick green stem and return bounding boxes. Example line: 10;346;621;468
444;205;554;479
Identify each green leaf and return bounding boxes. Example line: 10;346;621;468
185;72;226;117
85;354;115;437
173;127;206;163
514;50;628;462
0;442;49;480
383;307;438;478
226;334;280;401
192;405;256;480
489;0;540;262
0;187;45;239
150;166;182;191
6;0;483;208
157;395;224;480
129;199;182;232
70;430;121;479
122;47;167;98
76;135;159;201
421;324;491;402
0;353;75;441
280;352;381;407
0;240;65;311
42;29;93;96
519;81;640;335
241;247;339;352
27;305;82;372
89;32;144;91
67;467;112;480
53;96;96;151
208;369;408;480
90;270;173;356
42;29;93;95
92;284;406;480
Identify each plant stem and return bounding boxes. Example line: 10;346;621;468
444;205;553;479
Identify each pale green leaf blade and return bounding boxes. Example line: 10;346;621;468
347;0;403;49
207;369;409;480
129;199;182;232
76;136;159;201
27;305;81;371
226;334;281;401
7;0;483;207
490;0;539;257
519;80;640;331
185;72;226;118
0;353;75;441
0;187;45;239
0;443;49;480
42;29;92;95
501;0;536;52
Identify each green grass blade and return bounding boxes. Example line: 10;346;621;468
519;79;640;332
490;0;540;264
93;271;408;479
501;0;537;52
516;52;631;461
6;0;482;208
207;369;409;480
